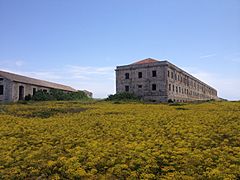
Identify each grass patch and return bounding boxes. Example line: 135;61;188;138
175;107;189;110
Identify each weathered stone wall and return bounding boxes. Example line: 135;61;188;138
166;62;217;102
116;61;218;102
12;82;51;102
116;62;168;102
0;77;13;103
1;77;77;103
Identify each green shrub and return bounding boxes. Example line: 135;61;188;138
168;99;174;103
31;89;90;101
32;90;54;101
106;92;140;101
25;94;32;101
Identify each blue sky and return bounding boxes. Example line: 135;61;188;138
0;0;240;99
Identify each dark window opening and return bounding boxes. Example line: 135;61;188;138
138;85;142;88
171;72;173;78
0;78;3;81
152;84;156;91
19;86;24;100
138;72;142;78
33;88;36;95
168;71;170;77
176;86;178;93
152;70;156;77
0;85;3;95
169;84;171;91
125;73;129;79
125;86;129;92
172;85;175;92
43;89;48;93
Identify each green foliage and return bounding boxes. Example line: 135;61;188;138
24;94;32;101
106;92;140;101
0;101;239;179
32;90;54;101
31;89;90;101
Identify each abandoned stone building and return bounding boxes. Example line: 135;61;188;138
0;70;76;103
116;58;218;102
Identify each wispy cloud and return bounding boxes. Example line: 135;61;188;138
199;53;216;59
0;60;25;67
64;65;115;97
231;58;240;63
15;60;24;67
67;65;114;76
184;67;240;100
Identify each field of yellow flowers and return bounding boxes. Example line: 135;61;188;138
0;101;239;179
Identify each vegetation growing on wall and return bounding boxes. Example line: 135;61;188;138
0;101;239;179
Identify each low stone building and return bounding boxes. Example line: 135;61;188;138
0;70;76;103
116;58;218;102
83;90;93;98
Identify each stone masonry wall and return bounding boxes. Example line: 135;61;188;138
0;78;13;103
12;82;51;102
116;62;168;102
166;63;217;102
116;61;218;102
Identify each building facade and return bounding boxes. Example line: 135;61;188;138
0;70;76;103
116;58;218;102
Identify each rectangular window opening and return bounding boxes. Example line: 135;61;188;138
152;84;156;91
125;73;129;79
33;88;36;95
138;72;142;78
152;70;156;77
125;86;129;92
0;85;3;95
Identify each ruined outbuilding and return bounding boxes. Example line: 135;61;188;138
0;70;78;102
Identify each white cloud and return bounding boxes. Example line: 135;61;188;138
0;65;116;98
184;67;240;101
64;66;115;98
0;60;24;67
15;60;24;67
199;54;216;59
67;65;114;75
231;57;240;63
